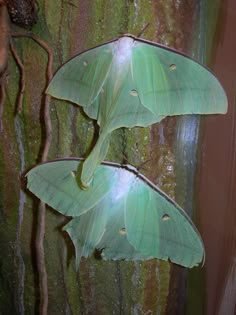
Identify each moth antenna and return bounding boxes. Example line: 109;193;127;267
137;23;150;38
135;155;153;172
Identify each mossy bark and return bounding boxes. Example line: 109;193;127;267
0;0;221;314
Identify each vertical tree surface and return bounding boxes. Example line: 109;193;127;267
0;0;223;314
197;1;236;314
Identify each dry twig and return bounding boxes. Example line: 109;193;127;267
12;32;53;315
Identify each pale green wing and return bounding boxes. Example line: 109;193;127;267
101;67;164;128
45;36;227;188
81;64;164;187
64;197;152;268
46;42;115;107
63;202;109;269
125;174;204;268
80;133;111;188
132;39;227;115
96;198;153;260
47;35;227;116
84;62;164;129
26;159;118;216
26;159;204;268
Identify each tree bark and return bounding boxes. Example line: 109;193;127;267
0;0;222;314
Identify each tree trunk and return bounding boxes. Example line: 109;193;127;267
0;0;223;314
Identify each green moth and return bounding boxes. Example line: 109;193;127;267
26;158;205;269
46;35;227;188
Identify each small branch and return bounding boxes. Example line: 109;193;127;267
9;39;25;114
35;201;48;315
41;93;52;162
11;32;53;315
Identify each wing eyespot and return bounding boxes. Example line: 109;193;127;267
130;89;138;96
83;60;88;66
162;214;170;221
71;171;77;178
119;228;127;235
169;64;176;71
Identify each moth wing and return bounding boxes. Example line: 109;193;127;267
125;173;204;268
132;40;227;115
46;42;115;107
97;198;153;260
26;159;118;216
63;203;109;269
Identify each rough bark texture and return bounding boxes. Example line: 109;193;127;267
0;0;222;314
